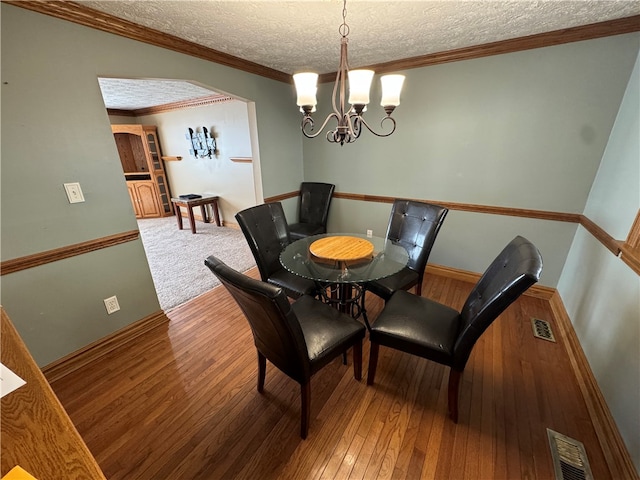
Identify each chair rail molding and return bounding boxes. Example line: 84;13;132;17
1;230;140;276
271;190;634;276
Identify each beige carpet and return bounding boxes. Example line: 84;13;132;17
137;216;255;311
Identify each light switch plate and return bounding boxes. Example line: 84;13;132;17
104;296;120;314
64;182;85;203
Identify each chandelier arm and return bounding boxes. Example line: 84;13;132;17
301;112;342;139
294;0;402;145
332;38;349;118
352;114;397;138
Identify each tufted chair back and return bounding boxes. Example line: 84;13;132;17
205;255;310;382
298;182;335;226
205;255;365;438
289;182;335;241
236;202;292;282
367;235;542;422
451;235;543;370
385;199;448;274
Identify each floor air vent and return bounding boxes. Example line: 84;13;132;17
532;317;556;342
547;429;593;480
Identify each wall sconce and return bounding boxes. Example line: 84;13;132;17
186;127;217;158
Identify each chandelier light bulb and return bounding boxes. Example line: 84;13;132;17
380;74;405;107
293;72;319;107
348;69;374;105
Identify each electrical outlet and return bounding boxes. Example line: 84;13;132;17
366;229;373;238
104;296;120;314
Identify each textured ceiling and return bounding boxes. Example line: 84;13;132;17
91;1;640;110
83;0;640;74
99;78;220;110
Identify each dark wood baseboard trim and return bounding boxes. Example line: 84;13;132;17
1;230;140;276
549;292;638;480
42;310;169;384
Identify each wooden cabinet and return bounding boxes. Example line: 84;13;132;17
127;181;162;218
112;124;172;218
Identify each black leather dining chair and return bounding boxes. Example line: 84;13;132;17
367;236;543;423
236;202;318;299
289;182;335;241
205;255;366;439
361;199;448;326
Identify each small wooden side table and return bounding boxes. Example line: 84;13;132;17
171;195;221;234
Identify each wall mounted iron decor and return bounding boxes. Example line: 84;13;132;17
186;127;217;158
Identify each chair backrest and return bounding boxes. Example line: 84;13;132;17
205;255;311;383
452;235;543;369
298;182;335;229
235;202;291;282
385;199;448;274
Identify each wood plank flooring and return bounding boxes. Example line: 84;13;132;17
50;268;612;479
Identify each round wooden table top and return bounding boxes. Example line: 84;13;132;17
309;236;374;262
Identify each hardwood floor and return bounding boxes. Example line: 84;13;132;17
51;268;612;479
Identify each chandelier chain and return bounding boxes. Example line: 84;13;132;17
339;0;349;38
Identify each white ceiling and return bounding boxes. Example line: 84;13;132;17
98;78;220;110
91;1;640;110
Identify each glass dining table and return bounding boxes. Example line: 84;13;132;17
280;233;409;327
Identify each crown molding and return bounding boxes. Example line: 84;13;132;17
107;94;234;117
5;2;640;86
319;14;640;83
3;0;291;83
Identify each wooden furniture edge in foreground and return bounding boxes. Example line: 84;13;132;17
1;307;107;479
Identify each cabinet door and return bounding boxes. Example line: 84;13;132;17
143;127;173;217
134;182;162;218
144;129;163;172
127;183;142;218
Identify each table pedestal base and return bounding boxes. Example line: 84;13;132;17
317;282;369;329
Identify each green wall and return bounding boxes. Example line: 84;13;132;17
302;34;640;287
1;2;639;471
559;51;640;472
0;4;303;366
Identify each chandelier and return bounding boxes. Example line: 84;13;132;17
293;0;405;146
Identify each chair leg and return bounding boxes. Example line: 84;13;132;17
300;381;311;439
257;351;266;393
352;341;362;381
367;342;379;385
415;282;422;297
447;368;462;423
